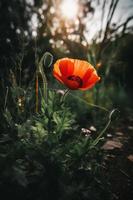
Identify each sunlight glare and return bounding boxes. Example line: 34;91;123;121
60;0;78;20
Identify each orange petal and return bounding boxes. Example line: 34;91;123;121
74;60;94;78
59;58;74;77
53;58;100;91
65;75;83;90
53;71;64;84
82;67;95;83
53;60;62;77
80;72;100;90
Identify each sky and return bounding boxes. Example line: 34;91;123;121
27;0;133;40
86;0;133;41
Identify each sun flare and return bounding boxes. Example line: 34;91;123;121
60;0;79;20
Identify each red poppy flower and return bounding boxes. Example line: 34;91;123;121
53;58;100;90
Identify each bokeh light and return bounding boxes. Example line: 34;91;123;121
60;0;79;20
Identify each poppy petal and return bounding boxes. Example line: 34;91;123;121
53;71;64;84
53;58;100;91
74;60;93;78
53;60;62;76
80;72;100;90
59;58;74;77
82;67;95;83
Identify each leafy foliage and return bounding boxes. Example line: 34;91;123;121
0;70;112;200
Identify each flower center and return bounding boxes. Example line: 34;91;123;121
66;75;83;90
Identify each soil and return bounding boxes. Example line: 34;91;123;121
102;113;133;200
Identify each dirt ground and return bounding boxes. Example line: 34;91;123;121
102;112;133;200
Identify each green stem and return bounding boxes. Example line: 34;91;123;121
42;74;48;104
69;92;109;112
38;54;48;105
4;87;9;111
90;109;118;148
60;89;70;103
35;74;39;113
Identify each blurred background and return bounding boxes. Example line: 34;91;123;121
0;0;133;111
0;0;133;200
0;0;133;128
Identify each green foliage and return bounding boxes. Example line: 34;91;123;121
0;70;113;200
0;0;133;199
